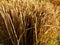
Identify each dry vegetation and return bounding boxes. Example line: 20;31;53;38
0;0;60;45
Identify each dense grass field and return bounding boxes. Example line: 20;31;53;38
0;0;60;45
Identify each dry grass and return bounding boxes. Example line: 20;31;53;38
0;0;60;45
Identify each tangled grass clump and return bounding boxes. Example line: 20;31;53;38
0;0;60;45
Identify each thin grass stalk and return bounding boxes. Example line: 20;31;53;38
0;11;15;45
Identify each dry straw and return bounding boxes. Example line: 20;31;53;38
0;0;60;45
